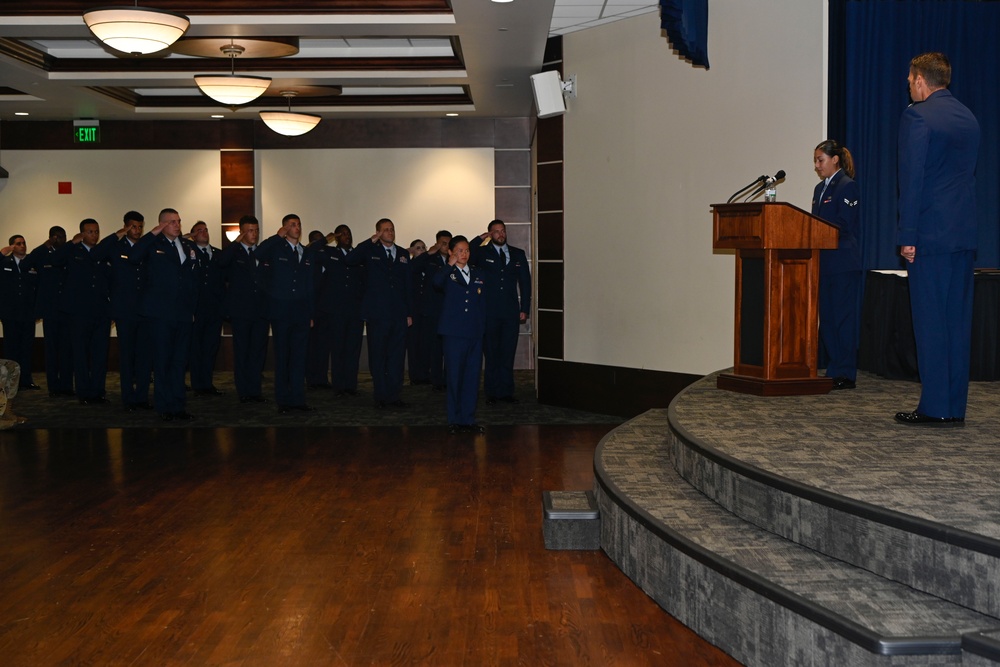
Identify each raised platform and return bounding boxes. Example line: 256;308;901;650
595;371;1000;666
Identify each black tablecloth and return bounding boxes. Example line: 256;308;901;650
858;270;1000;381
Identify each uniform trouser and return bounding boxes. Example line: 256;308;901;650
483;316;519;399
419;310;445;387
907;250;974;419
367;316;407;403
150;318;191;415
42;313;74;393
305;313;332;385
329;314;364;392
271;316;310;407
117;317;151;406
406;313;429;383
819;270;862;381
70;314;110;401
231;317;269;399
190;313;222;391
1;318;35;386
443;334;483;425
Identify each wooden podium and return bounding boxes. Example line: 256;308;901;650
712;202;839;396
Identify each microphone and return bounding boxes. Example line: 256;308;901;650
744;170;786;202
764;170;786;186
726;175;768;204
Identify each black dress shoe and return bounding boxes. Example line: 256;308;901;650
448;424;461;435
20;383;41;390
248;396;267;403
374;400;387;409
133;402;153;410
308;383;333;390
389;400;407;408
432;384;446;392
79;397;110;405
485;396;497;405
499;396;520;404
195;387;224;396
343;389;359;397
161;413;175;422
277;405;292;414
293;404;316;412
173;411;195;421
894;411;962;427
830;377;856;390
466;423;485;433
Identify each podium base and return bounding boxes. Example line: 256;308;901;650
717;373;833;397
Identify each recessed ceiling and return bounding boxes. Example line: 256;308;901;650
0;0;658;121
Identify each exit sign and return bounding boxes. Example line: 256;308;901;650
73;126;100;143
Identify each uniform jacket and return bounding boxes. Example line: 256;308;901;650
345;238;411;322
897;88;981;254
255;235;315;322
470;241;531;320
51;241;111;318
129;231;199;322
23;243;66;319
192;244;226;319
0;255;38;321
812;170;861;274
410;251;449;321
433;264;486;339
92;233;145;321
316;244;364;317
217;242;265;321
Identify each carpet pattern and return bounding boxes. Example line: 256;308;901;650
7;370;620;429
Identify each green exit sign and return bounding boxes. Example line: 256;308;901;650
73;126;100;143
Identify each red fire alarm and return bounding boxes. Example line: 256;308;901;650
58;182;72;194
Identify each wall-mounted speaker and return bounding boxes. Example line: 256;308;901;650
530;70;567;119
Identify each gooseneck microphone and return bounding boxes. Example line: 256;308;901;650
744;170;787;202
726;175;768;204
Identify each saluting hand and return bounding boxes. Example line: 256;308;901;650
71;233;84;244
0;246;12;256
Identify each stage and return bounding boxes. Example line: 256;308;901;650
595;371;1000;666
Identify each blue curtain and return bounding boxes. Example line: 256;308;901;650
659;0;709;69
837;0;999;269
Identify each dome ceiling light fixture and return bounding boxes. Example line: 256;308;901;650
260;91;321;137
194;41;271;106
83;3;190;56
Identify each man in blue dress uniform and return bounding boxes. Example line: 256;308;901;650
346;218;411;408
895;53;980;427
26;227;74;396
410;231;452;391
0;235;39;390
130;208;200;421
256;214;315;413
315;225;365;397
52;219;112;405
188;221;226;396
218;215;269;404
470;219;531;404
92;211;152;411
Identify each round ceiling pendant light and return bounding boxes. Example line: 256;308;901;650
83;5;190;55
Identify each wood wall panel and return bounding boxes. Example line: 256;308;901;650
537;310;564;360
221;189;255;226
495;150;531;187
536;162;564;212
220;151;255;187
536;115;564;164
537;212;564;261
495;187;531;222
536;262;564;311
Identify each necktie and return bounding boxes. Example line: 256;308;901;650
200;247;210;264
248;247;257;266
461;268;470;284
819;181;829;204
386;247;393;262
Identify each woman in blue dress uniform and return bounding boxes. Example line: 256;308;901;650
432;236;487;433
812;140;861;390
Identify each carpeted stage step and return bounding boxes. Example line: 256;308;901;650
595;401;1000;666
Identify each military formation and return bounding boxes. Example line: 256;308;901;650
0;212;531;431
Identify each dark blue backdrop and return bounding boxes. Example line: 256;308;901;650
829;0;999;269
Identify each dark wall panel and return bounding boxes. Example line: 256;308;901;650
495;150;531;187
537;310;564;360
536;162;563;212
537;211;564;261
495;187;531;222
495;118;533;149
536;262;564;311
221;189;255;226
220;151;255;187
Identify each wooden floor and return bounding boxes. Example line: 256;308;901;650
0;425;740;667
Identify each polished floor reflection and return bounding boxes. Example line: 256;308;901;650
0;426;739;666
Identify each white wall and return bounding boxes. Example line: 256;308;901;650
257;148;495;245
0;150;220;245
561;1;826;375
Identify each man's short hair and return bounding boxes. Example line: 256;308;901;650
487;219;505;232
49;226;66;237
158;208;178;221
238;215;259;229
911;52;951;89
9;235;24;245
282;213;300;225
191;220;207;232
375;217;393;231
334;224;350;235
409;239;424;249
123;210;144;225
80;218;99;232
435;230;452;241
